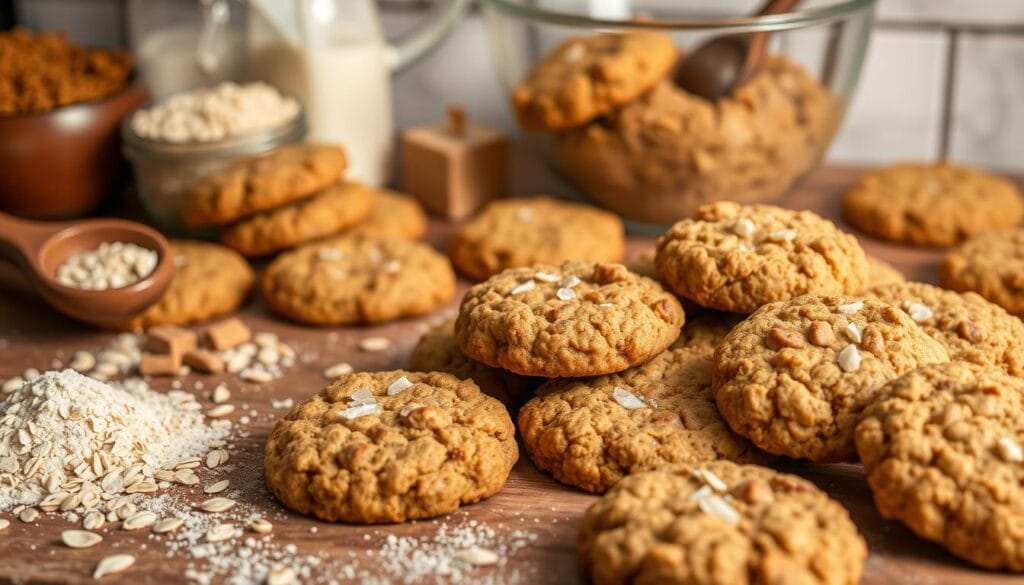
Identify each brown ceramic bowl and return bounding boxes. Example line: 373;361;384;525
0;82;149;219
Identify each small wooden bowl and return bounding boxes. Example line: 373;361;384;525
0;83;149;219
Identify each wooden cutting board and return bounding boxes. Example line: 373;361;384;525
0;163;1019;585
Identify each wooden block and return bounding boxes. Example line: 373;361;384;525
204;318;251;350
139;353;179;377
401;105;508;220
144;325;197;358
182;349;225;374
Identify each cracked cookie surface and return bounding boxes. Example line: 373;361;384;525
842;163;1023;246
409;318;538;408
856;362;1024;571
512;32;676;131
519;346;762;493
262;235;455;325
578;461;866;585
451;197;624;281
656;202;868;314
109;240;254;330
941;229;1024;316
220;182;375;256
867;281;1024;376
456;261;684;377
713;295;948;462
182;144;347;226
264;371;517;523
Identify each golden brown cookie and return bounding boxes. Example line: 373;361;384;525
554;56;839;224
264;371;517;523
856;362;1024;571
842;163;1023;246
713;295;949;462
671;307;743;352
451;197;624;281
408;318;537;408
346;189;427;240
107;240;254;331
182;144;347;226
456;261;684;377
578;461;867;585
941;229;1024;316
262;235;455;325
656;202;868;314
512;32;677;131
865;255;905;288
219;182;375;257
519;346;762;493
867;281;1024;376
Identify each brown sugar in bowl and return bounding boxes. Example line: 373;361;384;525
0;83;148;219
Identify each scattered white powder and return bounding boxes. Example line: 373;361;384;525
0;370;227;510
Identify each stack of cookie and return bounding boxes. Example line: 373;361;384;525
180;143;428;257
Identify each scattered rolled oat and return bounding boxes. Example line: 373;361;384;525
997;437;1024;463
733;218;756;238
199;497;236;513
556;288;576;301
206;404;235;418
696;493;740;525
152;517;184;534
203;479;230;494
846;322;862;343
387;376;413;396
837;301;864;315
57;242;158;290
61;529;103;548
768;229;797;242
534;272;560;283
249;517;273;534
692;468;728;492
323;362;354;379
0;518;8;531
93;554;135;579
359;337;391;352
18;508;38;523
341;403;381;420
210;384;231;404
906;302;934;323
454;545;499;567
82;511;105;530
266;565;297;585
122;511;158;531
510;280;535;295
612;387;645;410
837;344;862;372
206;523;236;543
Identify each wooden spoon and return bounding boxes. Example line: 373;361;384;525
0;211;174;325
675;0;801;101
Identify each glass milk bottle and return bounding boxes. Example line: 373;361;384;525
246;0;468;187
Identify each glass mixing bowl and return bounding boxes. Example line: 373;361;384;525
482;0;877;226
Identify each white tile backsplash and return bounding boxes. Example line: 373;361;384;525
950;33;1024;172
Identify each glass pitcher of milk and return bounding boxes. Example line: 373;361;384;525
247;0;468;187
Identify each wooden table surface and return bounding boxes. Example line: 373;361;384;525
0;163;1020;585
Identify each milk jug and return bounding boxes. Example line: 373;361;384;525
247;0;468;187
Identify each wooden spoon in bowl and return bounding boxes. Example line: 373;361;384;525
675;0;802;100
0;211;174;326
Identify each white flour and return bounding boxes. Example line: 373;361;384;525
0;370;227;510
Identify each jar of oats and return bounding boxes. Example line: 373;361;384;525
122;82;305;235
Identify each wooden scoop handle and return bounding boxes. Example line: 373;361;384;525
0;211;65;274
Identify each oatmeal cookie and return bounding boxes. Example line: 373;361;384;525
656;202;868;314
409;319;537;408
108;240;254;331
865;255;905;288
451;197;624;281
867;281;1024;376
671;308;743;352
512;32;676;131
713;295;949;462
578;461;866;585
220;182;375;256
347;189;427;240
264;371;517;523
181;144;347;226
940;229;1024;316
553;56;839;224
842;162;1023;246
519;347;762;493
456;261;684;377
856;362;1024;571
262;235;455;325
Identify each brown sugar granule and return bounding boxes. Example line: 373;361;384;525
0;27;133;116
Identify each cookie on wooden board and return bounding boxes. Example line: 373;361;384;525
656;202;868;314
262;235;455;325
108;240;254;331
578;461;867;585
264;371;517;523
856;362;1024;571
713;295;949;462
940;229;1024;316
408;318;537;408
518;346;763;494
842;162;1023;246
182;144;347;226
455;261;684;378
219;182;375;256
867;281;1024;376
512;32;677;131
451;196;624;281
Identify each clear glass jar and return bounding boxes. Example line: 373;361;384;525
121;105;306;236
